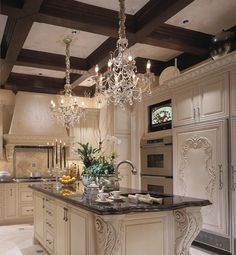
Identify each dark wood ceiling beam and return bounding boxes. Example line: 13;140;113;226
5;73;93;96
35;0;135;38
0;0;44;86
135;0;194;40
140;24;213;55
16;49;89;72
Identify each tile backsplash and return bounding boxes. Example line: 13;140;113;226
14;148;51;177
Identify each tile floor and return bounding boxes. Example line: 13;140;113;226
0;224;217;255
0;224;47;255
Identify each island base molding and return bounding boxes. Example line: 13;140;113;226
94;207;202;255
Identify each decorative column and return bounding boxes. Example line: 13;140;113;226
95;215;125;255
174;207;203;255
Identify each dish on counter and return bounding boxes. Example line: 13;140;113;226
95;198;113;203
109;196;125;201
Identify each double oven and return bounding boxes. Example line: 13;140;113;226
141;136;173;194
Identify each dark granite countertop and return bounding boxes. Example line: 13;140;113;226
29;183;211;215
0;177;56;184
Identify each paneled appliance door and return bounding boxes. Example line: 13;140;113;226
141;137;172;177
173;120;228;236
231;117;236;254
141;176;173;194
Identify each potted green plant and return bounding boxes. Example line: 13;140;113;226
76;138;120;190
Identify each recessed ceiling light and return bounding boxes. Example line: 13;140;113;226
72;30;78;35
182;19;189;24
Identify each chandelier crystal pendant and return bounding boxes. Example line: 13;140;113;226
94;0;155;109
50;38;86;129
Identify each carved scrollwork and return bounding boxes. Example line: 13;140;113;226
174;208;202;255
179;136;216;209
95;216;124;255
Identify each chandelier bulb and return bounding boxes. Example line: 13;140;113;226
146;60;151;71
128;55;133;62
95;64;99;75
61;98;64;105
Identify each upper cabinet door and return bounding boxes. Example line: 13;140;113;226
199;73;229;122
230;70;236;116
172;86;197;127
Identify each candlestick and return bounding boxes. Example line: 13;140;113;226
55;139;58;164
47;142;50;169
63;142;66;168
60;140;62;169
52;142;54;168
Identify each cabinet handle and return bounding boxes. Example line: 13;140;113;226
219;164;223;190
63;207;66;221
43;198;45;208
46;239;52;245
64;207;68;222
10;189;13;196
232;165;236;191
193;108;196;120
197;107;200;118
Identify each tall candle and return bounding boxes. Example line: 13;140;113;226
60;140;62;169
52;142;54;168
55;139;58;164
63;143;66;168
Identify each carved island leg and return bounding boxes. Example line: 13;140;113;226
174;207;203;255
95;215;124;255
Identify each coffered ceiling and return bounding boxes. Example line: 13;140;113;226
0;0;235;96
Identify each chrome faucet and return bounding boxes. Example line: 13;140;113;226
115;160;137;175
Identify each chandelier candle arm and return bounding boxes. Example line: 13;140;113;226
94;0;155;109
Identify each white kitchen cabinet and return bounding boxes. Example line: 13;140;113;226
172;73;229;127
231;118;236;241
199;73;229;122
172;86;197;127
34;192;44;244
230;70;236;116
173;120;228;235
55;201;69;255
70;206;89;255
4;184;18;219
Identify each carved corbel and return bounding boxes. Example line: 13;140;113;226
95;215;124;255
174;207;202;255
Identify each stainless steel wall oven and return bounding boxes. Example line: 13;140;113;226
141;136;173;194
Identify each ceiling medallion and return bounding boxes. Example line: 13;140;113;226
94;0;155;109
50;37;86;129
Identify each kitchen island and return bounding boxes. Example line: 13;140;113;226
30;183;210;255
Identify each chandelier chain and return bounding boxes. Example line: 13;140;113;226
118;0;126;39
94;0;155;109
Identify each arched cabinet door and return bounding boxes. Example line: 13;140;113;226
173;120;228;235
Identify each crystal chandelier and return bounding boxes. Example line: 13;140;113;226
50;38;86;129
94;0;155;109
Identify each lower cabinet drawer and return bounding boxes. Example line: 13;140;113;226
45;231;54;252
19;190;33;202
45;218;55;232
20;205;34;216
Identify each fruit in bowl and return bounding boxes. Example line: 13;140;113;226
59;175;76;185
